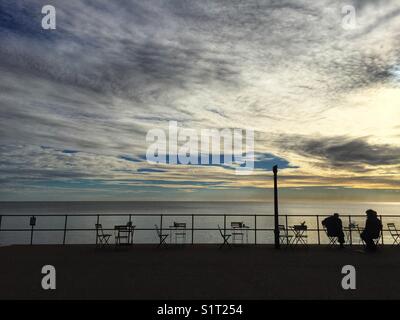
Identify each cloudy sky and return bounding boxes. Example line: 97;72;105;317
0;0;400;201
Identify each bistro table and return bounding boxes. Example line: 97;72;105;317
169;222;187;244
114;223;135;245
343;223;359;245
290;224;308;245
231;222;250;244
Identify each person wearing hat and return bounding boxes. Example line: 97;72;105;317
360;209;382;251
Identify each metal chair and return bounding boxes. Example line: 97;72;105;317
323;227;338;247
231;222;244;244
357;225;381;246
173;222;187;244
95;224;112;246
154;224;168;247
278;225;293;245
115;223;135;246
387;223;400;245
218;225;231;248
291;224;308;246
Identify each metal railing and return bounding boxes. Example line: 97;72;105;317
0;213;398;246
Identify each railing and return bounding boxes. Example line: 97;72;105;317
0;213;398;246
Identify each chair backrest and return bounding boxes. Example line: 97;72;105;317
217;225;225;237
323;226;330;235
387;223;398;236
278;224;288;236
231;222;243;228
174;222;186;229
95;224;105;237
154;224;161;237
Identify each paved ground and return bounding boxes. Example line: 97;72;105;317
1;244;399;299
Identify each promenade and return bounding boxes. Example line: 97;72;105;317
1;244;399;299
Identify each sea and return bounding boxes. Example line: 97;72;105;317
0;201;399;245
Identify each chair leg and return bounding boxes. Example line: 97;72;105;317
158;235;168;247
219;237;230;249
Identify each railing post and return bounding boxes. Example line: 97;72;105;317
160;214;163;245
316;215;320;245
30;216;35;245
223;214;226;237
285;215;289;245
128;214;132;244
30;226;34;245
380;215;384;245
191;214;194;245
348;216;353;246
254;215;257;245
96;215;100;245
63;215;68;245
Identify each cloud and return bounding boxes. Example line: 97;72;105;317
277;135;400;170
1;0;400;199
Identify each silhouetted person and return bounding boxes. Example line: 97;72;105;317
322;213;345;248
361;209;382;252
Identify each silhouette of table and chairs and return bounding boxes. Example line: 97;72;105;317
168;222;187;244
154;222;187;246
95;222;135;246
343;222;358;244
278;223;308;246
290;223;308;246
95;219;400;249
218;222;250;248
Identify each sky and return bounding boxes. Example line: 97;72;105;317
0;0;399;201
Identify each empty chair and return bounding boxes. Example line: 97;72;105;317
387;223;400;245
231;222;244;244
115;223;135;246
278;225;293;245
173;222;187;244
218;225;231;248
154;224;168;246
95;224;112;246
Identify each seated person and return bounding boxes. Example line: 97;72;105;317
322;213;345;248
361;209;382;252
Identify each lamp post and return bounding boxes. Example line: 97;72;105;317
273;165;280;249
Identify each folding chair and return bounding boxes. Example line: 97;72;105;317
173;222;187;244
387;223;400;245
95;224;112;246
323;227;338;247
231;222;244;244
218;225;231;248
154;224;168;247
115;223;135;246
292;224;308;246
278;225;293;245
357;225;381;246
